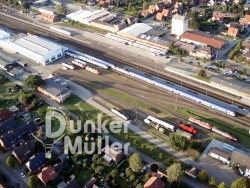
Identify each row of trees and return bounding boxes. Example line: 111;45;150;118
197;169;250;188
228;41;242;60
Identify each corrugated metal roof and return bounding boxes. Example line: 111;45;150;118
119;23;152;37
211;75;250;94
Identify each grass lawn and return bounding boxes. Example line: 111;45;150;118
63;95;83;115
0;81;18;110
109;127;177;167
76;171;93;186
84;81;171;118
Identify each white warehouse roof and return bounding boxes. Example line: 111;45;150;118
11;35;62;56
66;9;109;25
0;29;11;40
118;23;152;37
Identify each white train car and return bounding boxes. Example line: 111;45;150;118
62;62;75;70
50;26;72;36
145;116;175;131
72;60;86;68
111;108;129;120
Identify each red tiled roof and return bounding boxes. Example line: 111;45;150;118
41;13;57;22
0;109;13;124
240;14;250;25
162;9;170;16
156;12;164;20
181;31;226;49
227;27;239;38
144;177;165;188
37;166;58;184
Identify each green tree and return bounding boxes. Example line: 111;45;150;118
24;75;44;88
55;3;67;15
111;169;119;178
6;156;16;167
209;176;217;186
166;163;184;184
230;177;250;188
150;163;159;173
217;182;227;188
0;74;6;82
27;175;39;188
198;69;207;78
136;183;143;188
168;132;189;151
95;166;104;174
198;170;208;182
128;2;133;11
125;167;134;177
142;1;149;10
129;152;144;173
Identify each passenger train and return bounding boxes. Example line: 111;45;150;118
64;49;236;117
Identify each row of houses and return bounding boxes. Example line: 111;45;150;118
209;147;250;177
140;1;184;20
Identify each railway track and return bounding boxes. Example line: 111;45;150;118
0;14;249;124
56;67;250;135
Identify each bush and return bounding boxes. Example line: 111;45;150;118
168;132;189;151
209;176;217;186
6;156;17;167
198;170;208;182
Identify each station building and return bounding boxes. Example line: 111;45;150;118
1;34;64;65
118;23;172;50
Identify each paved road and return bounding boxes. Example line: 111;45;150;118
0;152;28;188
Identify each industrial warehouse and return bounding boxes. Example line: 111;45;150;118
0;31;64;65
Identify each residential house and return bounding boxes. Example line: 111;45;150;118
140;9;150;18
209;147;231;164
190;46;213;60
190;7;205;15
0;121;38;150
185;166;200;179
51;141;64;156
244;3;250;11
57;177;81;188
144;177;165;188
102;145;124;164
155;2;165;12
240;14;250;29
8;105;19;115
54;162;70;174
212;11;235;21
37;166;58;185
12;142;35;164
227;26;239;38
26;153;47;173
148;5;157;14
0;119;17;137
41;13;58;23
0;109;13;124
84;177;97;188
156;9;170;21
230;151;250;177
172;2;183;14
